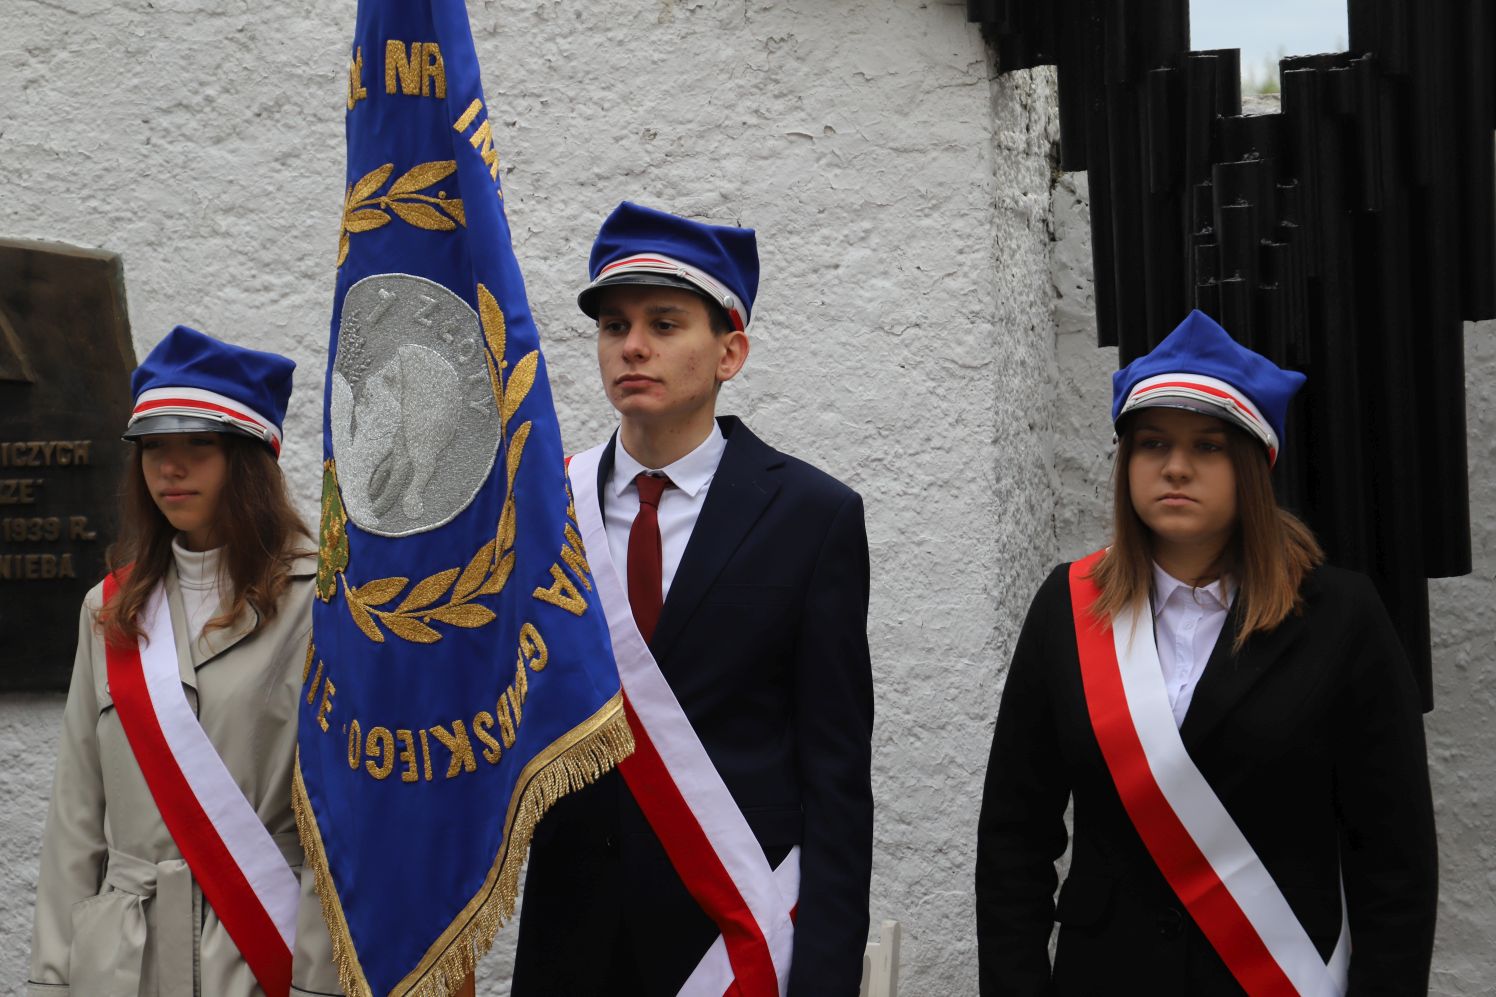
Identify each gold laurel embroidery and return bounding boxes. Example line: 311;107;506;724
335;160;466;268
338;281;539;643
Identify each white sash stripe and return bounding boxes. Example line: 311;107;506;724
681;850;801;997
1112;606;1348;997
139;586;300;949
570;444;797;992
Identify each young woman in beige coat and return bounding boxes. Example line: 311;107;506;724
28;326;340;997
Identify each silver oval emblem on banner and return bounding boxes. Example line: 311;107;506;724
330;273;500;537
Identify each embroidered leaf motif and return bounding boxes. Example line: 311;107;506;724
388;160;457;197
388;200;456;231
337;160;466;269
497;494;517;553
355;577;409;607
501;351;538;424
506;421;532;486
395;568;461;613
426;603;497;628
350;164;394;203
343;577;384;643
478;283;507;369
455;540;497;601
477;551;515;596
437;197;466;226
344;209;392;233
383;614;441;643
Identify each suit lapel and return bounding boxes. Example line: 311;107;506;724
1178;582;1313;751
649;417;782;661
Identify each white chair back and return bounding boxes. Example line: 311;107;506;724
858;919;902;997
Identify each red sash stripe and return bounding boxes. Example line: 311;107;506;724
1068;552;1299;996
102;573;292;997
616;696;781;996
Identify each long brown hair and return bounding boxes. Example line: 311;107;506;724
1089;418;1323;650
98;434;313;647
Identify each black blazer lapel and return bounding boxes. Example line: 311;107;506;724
649;416;783;660
1179;591;1311;752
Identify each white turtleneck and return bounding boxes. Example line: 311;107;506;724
171;536;227;642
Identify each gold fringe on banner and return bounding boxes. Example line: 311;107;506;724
292;691;634;997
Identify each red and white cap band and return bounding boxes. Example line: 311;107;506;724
130;386;283;455
1119;372;1279;464
591;253;748;331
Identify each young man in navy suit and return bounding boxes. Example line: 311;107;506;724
512;202;874;996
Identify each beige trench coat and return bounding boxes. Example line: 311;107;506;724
28;556;341;997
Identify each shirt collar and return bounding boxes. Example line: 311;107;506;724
1151;561;1235;617
610;421;727;500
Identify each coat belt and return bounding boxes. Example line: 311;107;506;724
101;832;302;995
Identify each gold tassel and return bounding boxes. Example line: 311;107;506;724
293;695;634;997
293;757;374;997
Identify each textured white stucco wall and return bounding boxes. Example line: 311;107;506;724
0;2;1064;994
1048;170;1496;996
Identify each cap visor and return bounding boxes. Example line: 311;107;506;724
122;414;261;441
577;273;710;318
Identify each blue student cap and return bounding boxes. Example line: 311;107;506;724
578;201;759;331
123;325;295;457
1111;310;1306;465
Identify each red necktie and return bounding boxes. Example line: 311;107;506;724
627;472;672;643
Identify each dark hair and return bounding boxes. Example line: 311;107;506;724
1089;416;1323;650
706;300;733;336
98;434;312;647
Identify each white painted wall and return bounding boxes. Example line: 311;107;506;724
1;2;1491;994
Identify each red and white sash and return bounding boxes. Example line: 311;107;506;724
103;573;298;997
569;444;799;997
1068;551;1350;997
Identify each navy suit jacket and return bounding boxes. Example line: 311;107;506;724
514;416;874;996
975;562;1438;996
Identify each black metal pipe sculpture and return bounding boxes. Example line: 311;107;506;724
968;0;1496;708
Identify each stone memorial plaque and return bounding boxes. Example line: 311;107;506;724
0;239;136;691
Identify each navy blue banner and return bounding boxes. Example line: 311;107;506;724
294;3;630;993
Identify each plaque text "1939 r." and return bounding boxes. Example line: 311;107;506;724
0;237;137;690
0;438;101;581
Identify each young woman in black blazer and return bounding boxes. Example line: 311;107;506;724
976;311;1438;996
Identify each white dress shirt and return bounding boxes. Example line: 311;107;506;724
1151;562;1236;727
604;423;728;603
172;535;226;644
